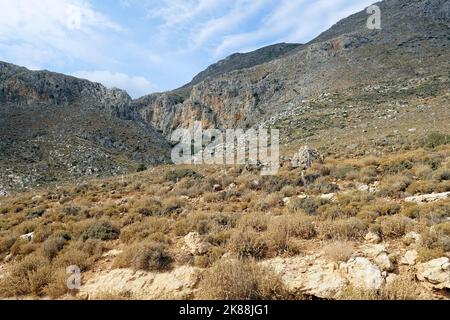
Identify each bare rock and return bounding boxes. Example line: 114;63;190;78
365;232;382;244
400;250;418;266
404;232;422;247
374;252;395;272
213;184;222;192
20;232;34;241
80;266;201;299
404;192;450;204
416;257;450;290
183;232;210;256
341;257;383;290
264;256;347;299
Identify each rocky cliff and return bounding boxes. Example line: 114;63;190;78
0;62;170;193
133;0;450;137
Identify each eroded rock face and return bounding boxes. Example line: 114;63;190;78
341;257;383;290
80;266;201;300
404;192;450;204
416;258;450;290
263;256;347;299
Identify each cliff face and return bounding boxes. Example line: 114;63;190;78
133;0;450;138
0;62;170;193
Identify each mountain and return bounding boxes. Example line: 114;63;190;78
133;0;450;142
188;43;302;86
1;0;449;194
0;62;170;193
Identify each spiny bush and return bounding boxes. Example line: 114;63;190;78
318;218;367;241
0;254;51;297
377;174;413;197
229;229;268;260
198;259;290;300
114;242;173;272
323;241;354;263
422;132;450;149
164;168;202;183
81;221;119;241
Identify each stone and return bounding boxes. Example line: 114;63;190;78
416;257;450;290
404;232;422;247
320;193;336;201
20;232;34;241
3;253;13;263
374;252;394;272
404;192;450;204
385;273;399;286
213;184;222;192
361;244;387;258
183;232;210;256
357;184;370;192
79;266;201;299
264;256;347;299
365;232;382;244
341;257;383;290
400;250;418;266
283;197;291;205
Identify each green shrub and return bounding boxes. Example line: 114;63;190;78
81;221;119;241
422;132;450;149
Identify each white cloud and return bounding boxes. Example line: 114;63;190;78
212;0;376;57
72;70;157;98
0;0;122;69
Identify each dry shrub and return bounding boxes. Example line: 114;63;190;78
0;254;51;297
318;218;367;241
81;221;119;241
238;213;270;232
377;174;413;197
323;241;354;263
256;193;283;212
359;166;379;184
120;218;169;244
41;235;69;260
263;218;303;256
198;259;289;300
53;246;92;271
114;242;173;272
281;215;316;240
339;272;422;300
379;215;413;238
406;181;439;195
416;229;450;262
229;229;268;260
44;268;77;299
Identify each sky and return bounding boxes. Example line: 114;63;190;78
0;0;376;98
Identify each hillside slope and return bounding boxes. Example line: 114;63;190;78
0;62;170;194
134;0;449;141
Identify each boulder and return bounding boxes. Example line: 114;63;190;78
416;257;450;290
400;250;418;266
341;257;383;290
404;232;422;247
264;256;347;299
374;252;394;272
80;266;201;299
213;184;222;192
20;232;34;241
365;232;382;244
183;232;210;256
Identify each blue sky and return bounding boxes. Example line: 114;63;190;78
0;0;376;98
